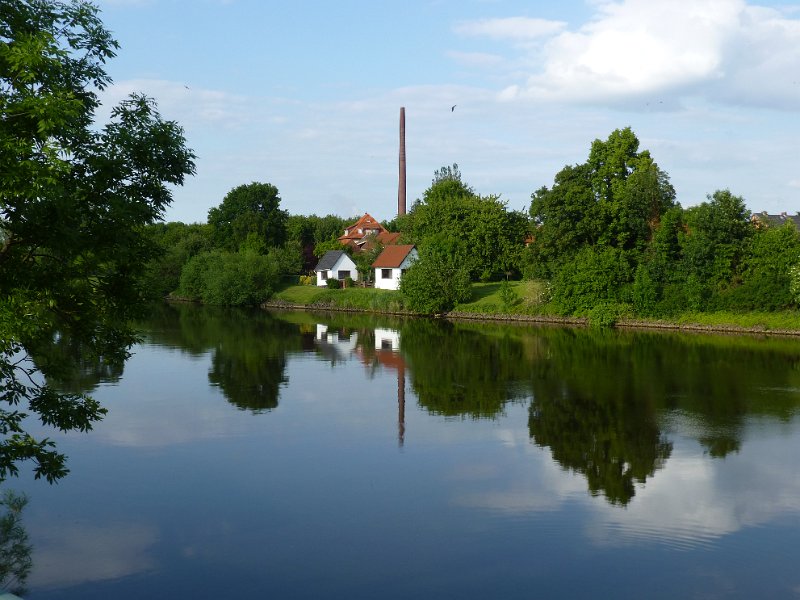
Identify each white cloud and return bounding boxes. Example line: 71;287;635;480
29;522;158;589
468;0;800;109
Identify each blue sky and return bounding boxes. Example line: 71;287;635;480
94;0;800;224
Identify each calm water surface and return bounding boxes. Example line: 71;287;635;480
8;304;800;599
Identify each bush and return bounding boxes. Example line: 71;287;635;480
400;253;472;314
498;279;519;309
550;246;633;315
326;278;340;289
587;302;627;328
177;250;280;305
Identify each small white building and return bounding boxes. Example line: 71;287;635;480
314;250;358;287
372;244;418;291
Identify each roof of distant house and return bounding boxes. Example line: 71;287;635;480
315;250;347;271
372;244;416;268
751;211;800;228
339;213;386;242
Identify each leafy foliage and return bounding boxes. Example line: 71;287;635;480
0;0;195;481
400;246;472;314
208;182;288;252
177;249;295;306
402;166;529;281
142;222;212;298
522;128;800;319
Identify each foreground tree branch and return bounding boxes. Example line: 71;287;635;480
0;0;195;482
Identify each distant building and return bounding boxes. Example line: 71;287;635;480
750;211;800;229
339;213;401;252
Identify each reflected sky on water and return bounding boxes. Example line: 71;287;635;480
7;304;800;599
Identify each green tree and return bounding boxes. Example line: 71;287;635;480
0;0;195;481
719;221;800;310
0;490;31;595
404;167;528;280
142;222;212;298
550;246;633;315
528;128;675;279
679;190;752;305
352;236;384;284
208;182;288;252
400;242;471;313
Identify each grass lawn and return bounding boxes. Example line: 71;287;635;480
274;284;330;305
454;281;551;315
669;310;800;331
272;282;800;333
274;284;406;312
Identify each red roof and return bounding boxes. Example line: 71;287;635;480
338;213;386;241
372;244;416;268
376;231;401;245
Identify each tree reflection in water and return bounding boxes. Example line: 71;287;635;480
0;490;32;597
142;306;800;507
145;303;301;412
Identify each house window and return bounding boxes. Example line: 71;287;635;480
338;270;351;280
320;271;328;280
401;269;408;276
381;269;392;279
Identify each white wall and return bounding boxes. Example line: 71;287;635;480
374;249;417;291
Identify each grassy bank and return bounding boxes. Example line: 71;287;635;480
271;283;800;334
274;284;407;312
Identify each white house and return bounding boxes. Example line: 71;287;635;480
372;244;418;291
314;250;358;286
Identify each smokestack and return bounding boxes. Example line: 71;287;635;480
398;107;406;216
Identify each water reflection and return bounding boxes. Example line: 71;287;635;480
144;303;300;413
402;319;529;418
15;306;800;597
0;490;32;596
140;306;800;507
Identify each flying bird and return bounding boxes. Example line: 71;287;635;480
451;104;456;112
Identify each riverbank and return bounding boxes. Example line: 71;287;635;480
269;284;800;337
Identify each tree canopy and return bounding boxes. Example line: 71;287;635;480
403;165;529;282
0;0;195;481
208;182;288;252
528;127;676;279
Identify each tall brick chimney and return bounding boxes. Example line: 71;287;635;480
398;107;406;216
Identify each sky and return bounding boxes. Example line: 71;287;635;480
92;0;800;224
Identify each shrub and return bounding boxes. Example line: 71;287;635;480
177;250;280;305
498;279;519;310
587;302;627;328
551;246;633;315
326;278;340;289
400;252;471;314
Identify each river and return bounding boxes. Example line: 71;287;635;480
7;303;800;598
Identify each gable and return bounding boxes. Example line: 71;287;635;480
315;250;346;271
372;244;416;268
